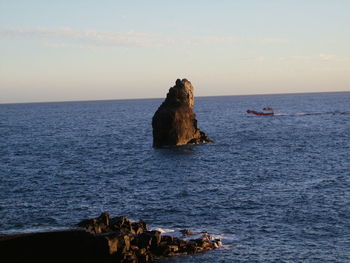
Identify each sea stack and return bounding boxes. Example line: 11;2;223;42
152;79;213;147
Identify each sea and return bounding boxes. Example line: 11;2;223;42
0;92;349;262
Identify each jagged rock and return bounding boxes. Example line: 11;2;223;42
77;212;110;234
152;79;213;147
180;229;194;236
0;212;222;262
77;213;222;261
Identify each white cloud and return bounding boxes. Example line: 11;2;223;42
319;53;336;61
0;27;289;49
259;37;289;44
278;53;346;62
1;27;161;48
42;42;98;50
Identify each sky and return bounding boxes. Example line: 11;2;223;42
0;0;349;103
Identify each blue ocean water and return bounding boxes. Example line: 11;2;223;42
0;92;349;262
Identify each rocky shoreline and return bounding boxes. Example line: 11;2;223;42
0;212;222;262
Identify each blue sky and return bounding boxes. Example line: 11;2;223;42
1;0;349;103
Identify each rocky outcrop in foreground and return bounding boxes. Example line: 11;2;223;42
0;212;222;263
152;79;213;147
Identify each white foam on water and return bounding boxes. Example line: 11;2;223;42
151;227;175;234
211;233;239;242
150;225;240;249
0;226;75;235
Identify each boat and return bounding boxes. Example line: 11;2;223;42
247;107;274;116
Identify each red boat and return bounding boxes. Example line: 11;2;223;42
247;108;274;116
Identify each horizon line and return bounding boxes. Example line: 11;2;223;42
1;90;349;105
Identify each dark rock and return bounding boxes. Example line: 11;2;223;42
131;220;147;235
0;230;110;263
183;241;198;254
0;213;222;262
134;231;161;250
149;230;162;248
136;232;153;249
161;235;174;243
77;212;110;234
110;216;132;233
152;79;213;147
180;229;194;236
105;235;119;255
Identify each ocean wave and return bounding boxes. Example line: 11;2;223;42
151;227;175;234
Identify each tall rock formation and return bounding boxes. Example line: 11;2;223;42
152;79;213;147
